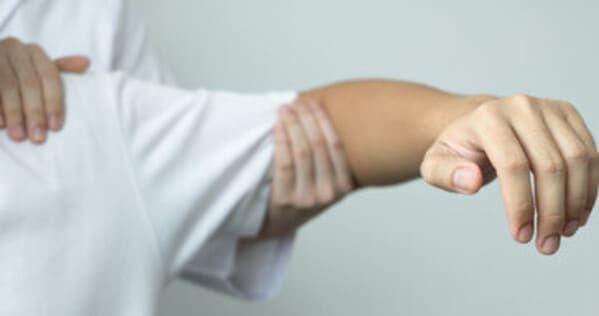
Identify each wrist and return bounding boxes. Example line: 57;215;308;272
427;94;498;142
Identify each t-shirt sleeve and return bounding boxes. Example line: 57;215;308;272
113;73;296;300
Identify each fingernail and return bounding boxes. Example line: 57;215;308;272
9;125;25;140
452;167;476;193
516;223;533;243
563;220;579;237
32;127;46;143
541;235;560;255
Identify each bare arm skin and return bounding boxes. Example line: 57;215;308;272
299;80;495;186
259;79;598;256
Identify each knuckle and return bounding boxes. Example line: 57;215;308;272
537;157;565;175
510;93;534;106
511;94;539;115
499;156;530;173
511;201;535;219
520;102;539;116
311;136;326;148
277;160;294;174
21;76;41;90
276;136;291;147
539;213;565;225
298;146;312;159
26;107;44;118
476;102;500;118
560;101;578;114
563;142;588;163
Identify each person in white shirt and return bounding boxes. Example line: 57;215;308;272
0;66;597;316
0;0;352;304
0;1;598;316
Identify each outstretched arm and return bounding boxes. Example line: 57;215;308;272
261;79;598;256
299;80;495;186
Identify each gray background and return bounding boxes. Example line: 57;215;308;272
129;1;599;315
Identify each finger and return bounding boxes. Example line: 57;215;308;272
272;116;295;202
564;109;599;224
420;141;484;194
0;48;26;141
28;44;64;131
583;154;599;226
54;55;90;73
281;105;314;203
473;110;535;244
310;101;355;194
544;112;588;237
6;41;46;143
510;107;565;255
293;101;336;204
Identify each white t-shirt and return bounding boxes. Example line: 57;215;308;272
0;72;295;315
0;0;294;305
0;0;171;82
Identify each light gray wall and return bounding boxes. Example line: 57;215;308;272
128;1;599;315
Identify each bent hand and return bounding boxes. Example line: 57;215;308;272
0;37;89;143
420;94;599;255
259;100;355;238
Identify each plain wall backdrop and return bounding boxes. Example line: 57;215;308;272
128;1;599;315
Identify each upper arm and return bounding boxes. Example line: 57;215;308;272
115;76;295;277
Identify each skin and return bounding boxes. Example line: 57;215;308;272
0;37;353;245
3;38;596;256
0;37;89;143
260;82;597;256
258;101;355;237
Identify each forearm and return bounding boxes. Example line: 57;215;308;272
299;80;496;187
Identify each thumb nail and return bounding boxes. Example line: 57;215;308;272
452;167;477;193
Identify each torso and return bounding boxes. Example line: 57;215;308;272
0;74;164;316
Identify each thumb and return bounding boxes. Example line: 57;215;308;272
54;55;91;73
420;144;484;194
